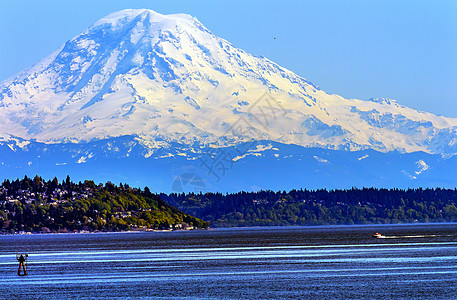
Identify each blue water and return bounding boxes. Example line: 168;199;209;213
1;224;457;299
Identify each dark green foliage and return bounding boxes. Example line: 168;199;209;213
161;188;457;227
0;176;209;233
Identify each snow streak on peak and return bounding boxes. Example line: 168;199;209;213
0;9;457;155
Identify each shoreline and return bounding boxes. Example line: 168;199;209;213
3;222;457;236
0;227;211;236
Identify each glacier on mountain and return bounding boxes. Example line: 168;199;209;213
0;8;456;156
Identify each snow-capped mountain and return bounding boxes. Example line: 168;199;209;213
0;9;456;191
1;8;456;155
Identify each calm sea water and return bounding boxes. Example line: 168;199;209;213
1;224;457;299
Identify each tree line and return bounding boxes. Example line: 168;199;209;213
3;175;457;232
160;188;457;227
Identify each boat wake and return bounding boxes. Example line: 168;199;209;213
378;235;443;239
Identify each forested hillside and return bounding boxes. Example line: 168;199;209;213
3;175;457;232
0;176;209;233
161;188;457;227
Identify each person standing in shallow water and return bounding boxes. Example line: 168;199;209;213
17;254;27;275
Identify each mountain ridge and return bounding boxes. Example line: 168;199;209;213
1;136;456;192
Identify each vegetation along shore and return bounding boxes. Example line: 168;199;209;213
2;175;457;233
0;175;208;234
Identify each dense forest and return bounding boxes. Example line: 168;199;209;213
161;188;457;227
0;175;209;233
3;175;457;232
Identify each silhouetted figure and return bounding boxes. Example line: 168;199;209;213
17;254;27;276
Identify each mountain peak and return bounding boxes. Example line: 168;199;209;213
93;9;163;27
91;9;200;32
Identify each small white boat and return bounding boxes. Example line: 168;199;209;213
372;232;382;238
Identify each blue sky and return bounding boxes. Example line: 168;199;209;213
1;0;456;117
